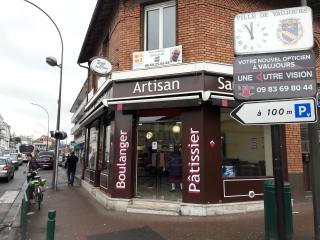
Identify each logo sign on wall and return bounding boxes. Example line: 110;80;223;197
89;57;112;76
234;6;313;55
132;45;182;70
233;51;317;101
230;98;317;125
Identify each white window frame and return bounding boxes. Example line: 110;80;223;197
144;0;176;51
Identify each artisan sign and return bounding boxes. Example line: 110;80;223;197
113;74;233;99
234;6;313;55
230;98;317;125
233;51;317;100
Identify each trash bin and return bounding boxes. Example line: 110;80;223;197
264;180;293;240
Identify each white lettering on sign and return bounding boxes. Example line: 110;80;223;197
132;80;180;94
218;77;233;91
188;128;200;194
116;130;129;189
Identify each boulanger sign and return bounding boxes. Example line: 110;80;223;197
234;6;313;55
233;51;317;100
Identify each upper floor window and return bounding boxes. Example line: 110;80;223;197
144;1;176;51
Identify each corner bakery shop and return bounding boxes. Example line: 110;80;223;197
79;63;275;208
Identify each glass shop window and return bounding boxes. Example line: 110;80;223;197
220;108;273;177
103;125;111;170
88;127;98;170
144;1;176;50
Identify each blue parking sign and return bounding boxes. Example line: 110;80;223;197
294;103;311;118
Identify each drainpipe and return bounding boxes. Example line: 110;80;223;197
78;62;90;181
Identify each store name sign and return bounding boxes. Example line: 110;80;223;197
90;57;112;76
114;75;202;98
116;130;129;189
188;128;200;194
132;45;182;70
234;6;313;55
233;51;317;100
133;79;180;94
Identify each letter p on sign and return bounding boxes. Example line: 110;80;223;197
295;103;311;118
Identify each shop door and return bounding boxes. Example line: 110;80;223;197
136;117;182;201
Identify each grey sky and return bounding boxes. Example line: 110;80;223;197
0;0;96;141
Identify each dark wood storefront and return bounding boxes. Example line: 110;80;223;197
82;71;275;204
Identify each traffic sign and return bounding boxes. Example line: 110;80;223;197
230;98;317;125
233;51;317;101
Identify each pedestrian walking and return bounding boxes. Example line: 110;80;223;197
64;152;78;186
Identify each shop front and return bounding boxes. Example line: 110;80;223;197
101;67;274;205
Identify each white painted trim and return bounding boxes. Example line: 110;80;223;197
100;185;108;190
112;62;233;82
100;173;108;177
85;62;233;111
110;91;201;101
223;177;273;198
106;95;199;105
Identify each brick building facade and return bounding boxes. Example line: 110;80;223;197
70;0;320;215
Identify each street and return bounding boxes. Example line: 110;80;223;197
0;165;68;227
24;173;315;240
0;163;27;224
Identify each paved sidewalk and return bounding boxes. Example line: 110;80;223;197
24;181;315;240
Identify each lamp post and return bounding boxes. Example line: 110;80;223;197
31;103;49;151
23;0;64;190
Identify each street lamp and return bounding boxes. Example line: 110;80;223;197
31;103;49;151
23;0;64;190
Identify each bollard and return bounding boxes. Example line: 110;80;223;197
47;210;56;240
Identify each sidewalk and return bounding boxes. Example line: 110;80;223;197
24;179;315;240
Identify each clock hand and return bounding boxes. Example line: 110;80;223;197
250;22;254;40
244;24;254;40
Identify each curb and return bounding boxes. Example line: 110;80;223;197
0;180;28;240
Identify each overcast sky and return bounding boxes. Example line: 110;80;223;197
0;0;96;141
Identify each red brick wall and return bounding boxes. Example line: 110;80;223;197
119;1;141;70
285;125;303;173
90;0;318;173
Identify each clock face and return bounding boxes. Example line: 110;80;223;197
235;22;269;53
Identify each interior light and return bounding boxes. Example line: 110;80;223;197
145;131;153;139
172;125;181;133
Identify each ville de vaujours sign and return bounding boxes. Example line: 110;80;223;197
112;73;233;99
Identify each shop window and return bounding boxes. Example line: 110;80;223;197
144;1;176;50
88;127;98;169
103;125;111;170
220;108;273;177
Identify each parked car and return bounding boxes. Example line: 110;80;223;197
36;151;54;169
0;157;15;182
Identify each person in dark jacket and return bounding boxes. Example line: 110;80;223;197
26;153;39;182
65;152;79;186
167;145;182;192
